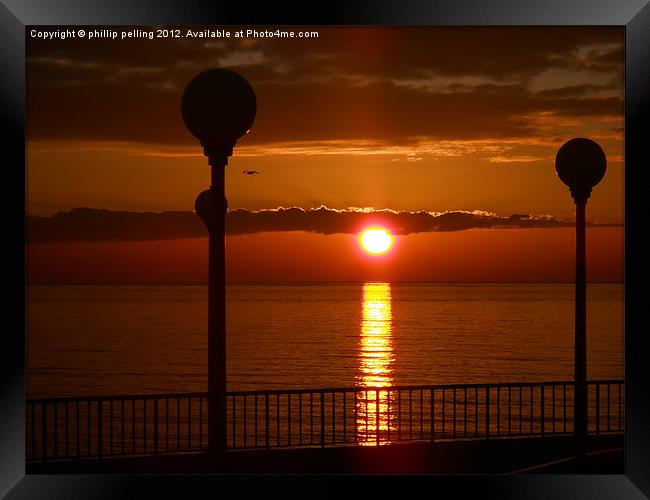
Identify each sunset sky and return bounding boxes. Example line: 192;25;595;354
26;27;624;283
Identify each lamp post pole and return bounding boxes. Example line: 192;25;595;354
204;146;229;456
181;69;256;457
572;186;588;462
555;137;607;465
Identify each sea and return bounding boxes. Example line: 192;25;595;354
26;283;624;399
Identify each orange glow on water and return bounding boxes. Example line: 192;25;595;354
357;282;394;445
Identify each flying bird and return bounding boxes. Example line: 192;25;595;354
242;170;261;175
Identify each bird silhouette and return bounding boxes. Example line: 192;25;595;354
242;170;261;175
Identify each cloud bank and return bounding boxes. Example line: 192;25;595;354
26;207;619;244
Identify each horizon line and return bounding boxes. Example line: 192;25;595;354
26;280;625;286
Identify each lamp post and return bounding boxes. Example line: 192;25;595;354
181;68;256;456
555;137;607;464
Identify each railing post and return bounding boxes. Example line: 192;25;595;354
398;390;402;441
409;389;413;440
189;398;194;447
265;393;270;450
154;398;159;455
464;387;468;438
312;392;316;444
320;391;325;448
496;387;500;436
420;389;424;439
430;388;434;443
144;399;147;452
563;383;567;433
98;400;103;459
42;403;47;462
342;391;346;443
452;387;456;438
330;393;333;445
596;383;600;436
386;390;390;442
551;385;555;434
607;383;611;431
30;404;35;461
485;387;490;440
353;390;357;444
376;389;380;446
540;384;546;437
54;403;58;459
109;401;113;456
276;394;280;447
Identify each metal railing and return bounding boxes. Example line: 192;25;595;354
26;380;623;462
26;392;208;462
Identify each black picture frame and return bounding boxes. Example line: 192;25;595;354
2;1;648;498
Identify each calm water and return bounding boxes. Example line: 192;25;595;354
26;283;624;399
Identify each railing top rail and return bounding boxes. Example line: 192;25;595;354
225;379;622;397
26;379;623;404
26;391;209;405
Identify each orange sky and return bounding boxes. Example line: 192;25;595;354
26;27;624;283
27;228;623;284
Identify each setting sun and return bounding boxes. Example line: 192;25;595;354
360;228;394;255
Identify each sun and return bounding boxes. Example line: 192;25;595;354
360;228;394;255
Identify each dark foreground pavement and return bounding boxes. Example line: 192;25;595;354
26;434;623;475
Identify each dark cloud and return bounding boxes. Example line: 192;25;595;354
27;206;619;244
534;84;615;99
26;27;623;145
27;208;206;243
27;26;623;80
26;78;623;145
578;45;625;73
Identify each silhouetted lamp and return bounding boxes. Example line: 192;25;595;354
182;68;256;167
555;137;606;466
556;138;607;203
181;68;257;456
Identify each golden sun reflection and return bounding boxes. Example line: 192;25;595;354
356;282;394;445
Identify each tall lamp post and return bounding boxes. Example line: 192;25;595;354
555;137;607;464
181;69;256;456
